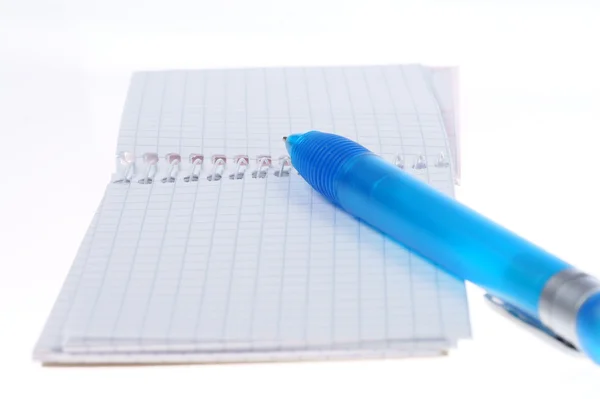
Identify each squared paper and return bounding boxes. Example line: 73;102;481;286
34;65;470;364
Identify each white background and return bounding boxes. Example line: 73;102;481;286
1;0;600;397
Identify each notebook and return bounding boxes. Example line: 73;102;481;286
34;64;471;364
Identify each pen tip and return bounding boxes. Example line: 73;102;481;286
284;134;301;154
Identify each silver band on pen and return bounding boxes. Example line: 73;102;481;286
539;268;600;348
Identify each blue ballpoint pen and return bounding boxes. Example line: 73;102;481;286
284;130;600;365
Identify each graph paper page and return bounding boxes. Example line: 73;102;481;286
34;65;470;363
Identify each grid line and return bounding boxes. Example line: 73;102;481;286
301;67;314;348
321;67;337;347
274;68;294;347
120;71;170;343
165;78;200;343
247;69;272;346
400;65;445;341
340;67;362;345
361;67;389;342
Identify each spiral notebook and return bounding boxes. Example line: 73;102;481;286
34;64;471;364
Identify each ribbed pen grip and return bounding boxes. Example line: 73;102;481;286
286;131;371;205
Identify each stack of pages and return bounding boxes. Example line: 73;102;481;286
34;64;471;364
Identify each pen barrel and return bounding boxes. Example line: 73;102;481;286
288;132;573;315
335;153;570;316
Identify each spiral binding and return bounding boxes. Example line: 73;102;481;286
183;154;204;182
161;153;182;183
113;151;136;184
112;151;450;184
